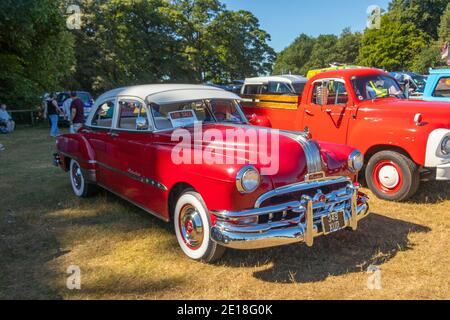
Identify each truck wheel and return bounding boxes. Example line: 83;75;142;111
174;191;226;263
366;151;420;201
69;159;96;198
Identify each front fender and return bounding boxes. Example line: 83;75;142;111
348;112;429;166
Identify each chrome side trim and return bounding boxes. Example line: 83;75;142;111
59;151;97;165
96;161;168;191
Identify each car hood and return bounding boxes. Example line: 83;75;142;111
153;123;316;188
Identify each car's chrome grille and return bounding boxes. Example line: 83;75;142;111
256;184;353;226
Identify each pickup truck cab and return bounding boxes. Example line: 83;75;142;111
242;68;450;201
422;68;450;102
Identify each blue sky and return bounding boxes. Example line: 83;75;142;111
222;0;391;52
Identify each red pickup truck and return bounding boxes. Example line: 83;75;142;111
242;68;450;201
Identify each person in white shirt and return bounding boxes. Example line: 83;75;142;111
63;97;73;120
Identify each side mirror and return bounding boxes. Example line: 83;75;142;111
247;114;272;128
136;116;148;130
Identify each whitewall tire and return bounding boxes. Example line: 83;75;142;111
174;191;225;263
69;159;95;198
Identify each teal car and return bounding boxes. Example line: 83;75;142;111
423;68;450;102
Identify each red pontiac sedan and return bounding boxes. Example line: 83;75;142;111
53;84;369;262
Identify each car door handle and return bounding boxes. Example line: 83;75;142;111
305;109;314;116
325;109;332;114
108;132;119;138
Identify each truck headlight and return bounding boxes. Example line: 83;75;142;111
442;136;450;155
348;150;364;172
236;166;261;194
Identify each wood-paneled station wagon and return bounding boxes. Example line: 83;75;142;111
53;84;369;262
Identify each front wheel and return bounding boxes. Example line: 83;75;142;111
365;151;420;201
174;191;226;263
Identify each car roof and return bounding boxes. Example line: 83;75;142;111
244;75;308;85
96;84;241;105
429;68;450;75
309;68;389;81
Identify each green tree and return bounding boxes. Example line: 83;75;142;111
272;34;315;75
388;0;449;39
303;34;339;71
70;0;189;93
335;28;362;64
357;15;429;71
411;45;442;73
273;28;361;76
70;0;275;91
207;10;275;82
438;3;450;43
0;0;75;108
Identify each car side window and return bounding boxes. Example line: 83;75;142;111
267;82;293;94
117;99;150;131
91;100;115;128
312;80;348;105
433;77;450;98
243;84;269;95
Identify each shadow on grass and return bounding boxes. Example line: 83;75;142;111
406;181;450;204
220;213;431;284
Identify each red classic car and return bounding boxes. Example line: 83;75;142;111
53;84;369;262
242;68;450;201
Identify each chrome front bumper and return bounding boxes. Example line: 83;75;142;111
211;177;370;250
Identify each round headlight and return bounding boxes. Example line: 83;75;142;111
236;166;261;194
348;150;364;172
442;136;450;155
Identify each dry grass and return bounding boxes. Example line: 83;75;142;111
0;126;449;300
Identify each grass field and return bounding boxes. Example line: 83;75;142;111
0;126;449;300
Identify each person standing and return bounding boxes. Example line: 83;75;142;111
62;95;73;121
44;93;63;137
70;91;84;134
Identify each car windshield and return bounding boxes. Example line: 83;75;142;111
351;75;405;100
150;99;247;130
411;74;427;88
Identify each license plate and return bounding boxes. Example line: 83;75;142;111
322;211;346;235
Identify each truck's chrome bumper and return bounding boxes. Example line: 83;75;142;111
211;177;370;250
436;163;450;181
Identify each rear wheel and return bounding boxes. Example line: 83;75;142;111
174;191;225;263
365;151;420;201
69;159;96;198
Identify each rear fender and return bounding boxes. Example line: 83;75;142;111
56;134;97;171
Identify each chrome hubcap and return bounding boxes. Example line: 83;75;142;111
378;165;400;189
72;163;82;190
180;205;204;250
